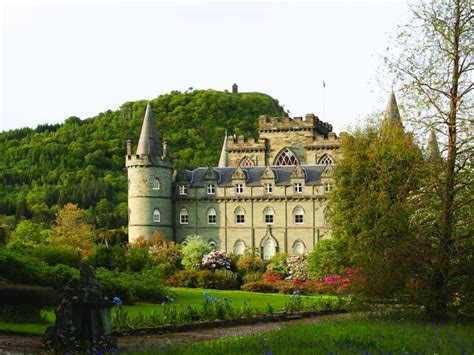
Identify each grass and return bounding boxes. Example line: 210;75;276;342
135;318;474;354
123;287;340;317
0;287;340;335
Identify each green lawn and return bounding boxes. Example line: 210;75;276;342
0;288;341;335
123;287;340;317
139;318;474;354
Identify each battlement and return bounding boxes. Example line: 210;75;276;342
258;114;333;136
226;135;266;151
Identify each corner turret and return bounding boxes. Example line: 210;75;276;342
384;91;402;125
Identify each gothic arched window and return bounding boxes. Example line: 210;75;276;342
274;148;298;166
235;207;245;224
292;240;306;254
209;239;218;250
153;209;161;223
293;206;304;224
318;154;335;165
153;178;160;190
234;240;246;255
207;208;217;224
263;207;274;224
262;238;276;260
240;157;255;167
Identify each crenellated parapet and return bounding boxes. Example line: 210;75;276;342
258;114;333;136
226;135;266;152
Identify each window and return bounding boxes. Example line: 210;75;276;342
153;209;161;223
264;183;273;194
318;154;335;165
207;208;217;224
240;157;254;166
180;209;189;224
179;185;187;195
262;238;276;260
294;207;304;224
274;148;298;166
235;207;245;224
324;182;333;193
235;184;243;194
264;207;274;224
294;183;303;193
234;240;246;255
293;240;306;254
153;178;160;190
207;184;215;195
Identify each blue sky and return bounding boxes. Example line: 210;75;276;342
1;0;410;133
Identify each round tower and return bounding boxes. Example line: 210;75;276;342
126;103;173;243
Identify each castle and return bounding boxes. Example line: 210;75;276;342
126;91;401;259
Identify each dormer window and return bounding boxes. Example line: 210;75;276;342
179;185;187;195
235;184;243;194
207;184;215;195
264;183;273;194
153;178;160;190
293;183;303;193
324;182;333;193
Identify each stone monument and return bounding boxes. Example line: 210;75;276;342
43;263;117;352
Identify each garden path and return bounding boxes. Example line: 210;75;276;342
0;312;360;353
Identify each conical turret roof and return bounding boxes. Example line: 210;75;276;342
426;129;441;161
384;91;401;124
218;131;228;167
136;103;162;156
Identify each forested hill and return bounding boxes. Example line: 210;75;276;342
0;89;285;229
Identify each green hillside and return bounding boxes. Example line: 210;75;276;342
0;89;285;230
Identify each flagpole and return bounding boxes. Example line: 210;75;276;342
322;81;326;121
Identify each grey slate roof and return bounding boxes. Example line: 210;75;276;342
218;132;228;167
183;165;328;187
136;103;163;156
384;91;401;124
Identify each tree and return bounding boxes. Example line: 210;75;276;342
47;203;95;254
327;118;424;298
387;0;473;319
181;234;213;269
8;220;48;248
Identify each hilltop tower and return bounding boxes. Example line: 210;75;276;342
126;103;173;243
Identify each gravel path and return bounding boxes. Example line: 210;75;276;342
0;312;359;353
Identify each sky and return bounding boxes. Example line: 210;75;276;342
0;0;411;133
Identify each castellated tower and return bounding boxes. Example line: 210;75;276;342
126;103;173;243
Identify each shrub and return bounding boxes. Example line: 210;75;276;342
181;235;212;269
126;245;149;272
39;264;80;289
0;247;46;285
148;239;183;270
29;244;81;268
0;285;59;323
286;254;308;281
236;255;266;275
307;239;348;279
201;250;232;271
266;253;288;278
97;267;167;304
87;244;126;271
166;269;240;290
242;272;263;284
241;281;278;293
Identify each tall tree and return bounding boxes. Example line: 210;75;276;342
327;117;424;298
387;0;473;319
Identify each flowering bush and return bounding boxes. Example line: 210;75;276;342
286;254;308;281
201;250;232;271
236;255;266;275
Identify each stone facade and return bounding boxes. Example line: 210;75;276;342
127;104;341;259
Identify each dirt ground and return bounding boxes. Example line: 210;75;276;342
0;312;357;353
